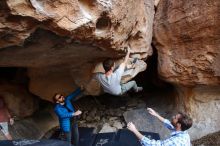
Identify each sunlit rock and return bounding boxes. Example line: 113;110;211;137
154;0;220;85
154;0;220;140
0;0;155;100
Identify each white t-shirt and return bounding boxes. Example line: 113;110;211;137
96;64;125;95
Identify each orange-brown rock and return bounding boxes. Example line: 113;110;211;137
154;0;220;86
175;85;220;140
154;0;220;140
0;82;38;118
0;1;37;48
3;0;155;52
0;0;155;100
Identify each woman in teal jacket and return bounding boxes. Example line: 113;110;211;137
53;88;82;146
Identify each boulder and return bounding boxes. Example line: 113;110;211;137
154;0;220;85
99;123;117;133
0;1;37;48
176;86;220;140
112;121;123;129
0;0;155;99
0;83;38;118
0;105;58;140
154;0;220;140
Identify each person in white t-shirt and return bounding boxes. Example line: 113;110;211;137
95;47;143;96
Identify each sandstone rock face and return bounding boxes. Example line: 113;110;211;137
154;0;220;85
154;0;220;140
176;86;220;140
0;1;37;48
0;105;58;140
0;83;38;118
0;0;155;100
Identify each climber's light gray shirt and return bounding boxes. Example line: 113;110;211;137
95;64;125;95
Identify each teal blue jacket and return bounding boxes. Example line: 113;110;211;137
54;88;81;132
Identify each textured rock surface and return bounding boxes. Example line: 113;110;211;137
0;0;219;141
0;105;58;140
176;86;220;140
192;131;220;146
154;0;220;85
0;1;37;48
0;0;155;100
154;0;220;140
123;108;170;140
0;83;38;118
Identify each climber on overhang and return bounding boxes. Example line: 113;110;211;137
53;87;83;146
95;46;143;96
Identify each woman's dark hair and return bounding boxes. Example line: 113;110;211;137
103;58;114;72
178;112;193;131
